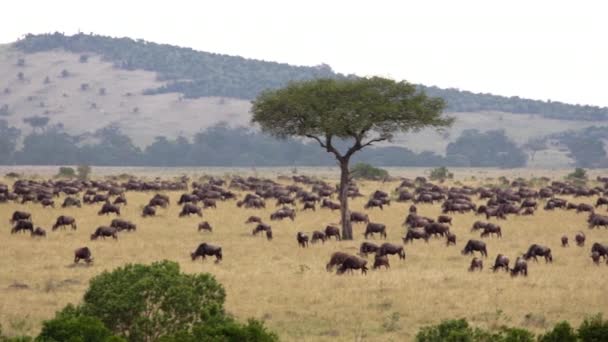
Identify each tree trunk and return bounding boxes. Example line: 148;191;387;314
339;159;353;240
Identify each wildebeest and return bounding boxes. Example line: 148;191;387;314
438;215;452;225
468;257;483;271
148;197;169;208
576;203;594;214
41;198;55;208
364;223;387;239
561;235;569;247
492;254;510;272
302;201;316;211
595;197;608;208
198;221;213;232
202;198;217;209
252;223;273;240
110;219;136;232
293;232;308;248
326;251;350;271
337;255;368;275
52;215;77;231
373;254;390;269
11;220;34;234
142;205;156;217
471;221;489;232
270;207;295;221
74;247;93;264
90;226;118;240
462;239;488;257
588;213;608;229
523;244;553;263
591;251;601;265
179;203;203;217
191;243;222;262
402;228;429;244
311;230;326;244
325;225;341;241
364;199;384;210
113;195;127;206
31;227;46;237
98;203;121;216
510;257;528;277
424;222;450;238
446;232;456;246
575;232;586;246
359;242;380;256
62;197;82;208
350;211;369;224
378;243;406;260
480;224;502;238
10;211;31;224
178;194;199;205
521;208;535;216
591;242;608;261
245;216;262;224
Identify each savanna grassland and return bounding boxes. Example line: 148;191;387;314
1;171;607;341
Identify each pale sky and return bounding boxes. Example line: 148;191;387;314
3;0;607;106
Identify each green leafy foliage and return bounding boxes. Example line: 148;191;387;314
36;305;124;342
577;314;608;342
0;120;20;164
429;166;453;180
537;321;577;342
56;167;76;178
76;165;91;180
566;168;588;181
159;318;278;342
351;163;389;180
446;129;527;168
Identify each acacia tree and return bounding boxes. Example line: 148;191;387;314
251;77;452;239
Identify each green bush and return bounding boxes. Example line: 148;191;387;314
537;321;577;342
429;167;453;181
76;165;91;180
36;304;124;342
350;163;389;180
56;167;76;178
416;319;476;342
159;318;278;342
566;168;587;181
577;314;608;342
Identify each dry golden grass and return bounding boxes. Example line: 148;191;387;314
1;174;607;341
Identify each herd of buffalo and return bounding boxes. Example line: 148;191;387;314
3;174;608;277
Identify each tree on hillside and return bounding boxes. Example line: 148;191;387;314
0;120;21;164
252;77;451;239
23;115;50;132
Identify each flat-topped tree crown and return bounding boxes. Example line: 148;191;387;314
251;77;452;239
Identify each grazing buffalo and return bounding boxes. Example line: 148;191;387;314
591;251;601;265
178;194;199;205
577;203;594;214
595;197;608;208
41;199;55;208
98;203;120;216
364;223;387;239
350;211;369;224
438;215;452;225
52;216;77;230
110;219;136;232
179;204;203;217
148;197;169;208
446;232;456;246
113;195;127;206
424;222;450;238
11;220;34;234
409;205;417;213
325;225;341;241
270;208;295;221
31;227;46;237
198;221;213;232
90;226;118;240
521;208;535;216
378;243;406;260
468;257;483;272
575;232;586;247
561;235;569;247
311;231;326;244
486;207;506;220
252;223;273;240
191;243;222;262
74;247;93;264
364;199;384;210
302;201;316;211
296;232;309;248
588;214;608;229
202;199;217;209
62;197;82;208
10;211;31;224
403;229;429;244
359;242;380;256
337;255;368;275
373;254;390;269
510;257;528;277
462;240;488;257
326;251;350;271
524;244;553;263
520;199;538;210
142;205;156;217
480;224;502;238
591;243;608;261
471;221;489;232
245;216;262;224
492;254;510;272
320;199;340;211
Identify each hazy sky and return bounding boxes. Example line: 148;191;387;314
3;0;607;106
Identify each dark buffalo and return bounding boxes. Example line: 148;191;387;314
468;257;483;272
577;203;594;214
561;235;569;247
326;251;350;271
98;203;120;216
10;211;31;224
202;198;217;209
402;229;429;244
588;214;608;229
510;257;528;277
142;205;156;217
471;221;489;232
270;208;295;221
364;223;387;239
90;226;118;240
198;221;213;232
591;251;601;265
350;211;369;224
337;255;368;275
591;243;608;261
364;199;384;210
179;203;203;217
359;242;380;256
524;244;553;263
492;254;510;272
446;232;456;246
296;232;309;248
325;225;341;241
191;243;222;262
424;222;450;238
378;243;406;260
521;208;535;216
113;195;127;206
148;197;169;208
245;216;262;224
74;247;93;264
41;198;55;208
252;223;273;240
480;224;502;238
320;199;340;211
52;215;77;230
595;197;608;208
302;201;316;211
110;219;136;232
373;254;390;269
575;232;586;246
311;231;326;244
178;194;199;205
11;220;34;234
62;197;82;208
31;227;46;237
462;239;488;257
438;215;452;225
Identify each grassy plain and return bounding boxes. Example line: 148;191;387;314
0;171;607;341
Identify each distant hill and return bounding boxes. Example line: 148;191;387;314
14;33;608;121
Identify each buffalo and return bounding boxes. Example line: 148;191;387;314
62;197;82;208
245;216;262;224
359;242;380;256
364;199;384;210
462;239;488;257
252;223;273;240
337;255;368;275
591;243;608;261
438;215;452;225
325;225;341;241
510;257;528;277
302;201;316;211
296;232;309;248
311;231;326;244
74;247;93;264
561;235;569;247
424;222;450;238
492;254;510;272
350;211;369;224
480;224;502;238
591;251;601;265
198;221;213;232
326;251;350;271
523;244;553;263
373;254;390;269
52;215;77;231
31;227;46;237
446;232;456;246
10;211;31;224
110;219;136;232
270;207;295;221
575;232;586;247
191;243;222;262
402;229;429;244
90;226;118;240
179;204;203;217
468;257;483;272
364;223;387;239
11;220;34;234
98;203;120;216
378;243;406;260
142;205;156;217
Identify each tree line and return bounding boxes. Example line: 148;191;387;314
13;33;608;121
1;120;531;167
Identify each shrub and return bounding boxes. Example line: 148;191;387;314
79;54;89;63
350;163;389;180
77;165;91;180
57;167;76;178
566;168;587;181
159;318;278;342
537;321;577;342
429;167;453;181
577;314;608;342
416;319;475;342
37;304;125;342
